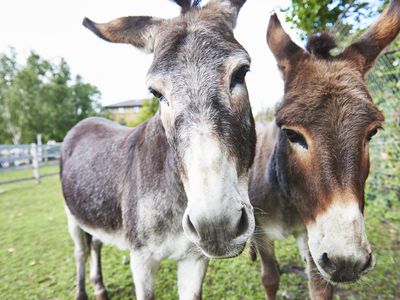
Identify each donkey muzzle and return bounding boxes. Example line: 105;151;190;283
182;206;255;258
318;251;375;283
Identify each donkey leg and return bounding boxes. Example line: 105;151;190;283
295;233;309;265
89;238;109;300
256;239;280;300
307;258;334;300
67;216;90;300
297;235;334;300
130;251;160;300
177;256;209;300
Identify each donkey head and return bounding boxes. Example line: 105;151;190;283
83;0;256;258
267;1;400;283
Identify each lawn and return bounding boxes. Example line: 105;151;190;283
0;166;399;299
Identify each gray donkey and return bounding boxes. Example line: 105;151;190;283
61;1;256;299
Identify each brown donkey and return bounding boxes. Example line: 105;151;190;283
250;1;400;299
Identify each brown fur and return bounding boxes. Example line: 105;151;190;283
251;3;399;300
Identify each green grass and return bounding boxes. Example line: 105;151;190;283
0;164;58;183
0;167;399;299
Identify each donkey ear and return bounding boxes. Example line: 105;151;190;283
341;0;400;76
207;0;247;28
224;0;247;10
267;14;307;80
82;16;164;53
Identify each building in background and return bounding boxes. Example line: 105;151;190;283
103;99;145;124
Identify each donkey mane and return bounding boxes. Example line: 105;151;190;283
172;0;202;13
306;31;337;59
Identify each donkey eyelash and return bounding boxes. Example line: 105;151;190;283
148;87;162;98
366;126;382;142
230;65;250;91
366;129;377;141
282;128;308;150
148;87;169;105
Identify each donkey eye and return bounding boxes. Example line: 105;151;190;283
149;88;168;105
283;128;308;149
366;128;378;143
230;65;249;91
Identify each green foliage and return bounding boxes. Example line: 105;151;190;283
282;0;375;39
0;171;399;299
358;3;400;208
118;119;127;126
254;107;275;122
128;98;159;127
0;48;101;144
366;47;400;209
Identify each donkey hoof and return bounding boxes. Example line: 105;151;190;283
76;291;89;300
95;290;110;300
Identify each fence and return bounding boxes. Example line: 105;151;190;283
331;7;400;208
0;143;61;185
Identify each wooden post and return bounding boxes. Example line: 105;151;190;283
44;145;48;164
37;134;42;163
31;143;40;184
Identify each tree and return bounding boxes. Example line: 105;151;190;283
4;52;52;143
281;0;375;39
0;49;101;144
128;98;159;127
0;48;20;144
254;107;275;122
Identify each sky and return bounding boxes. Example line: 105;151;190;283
0;0;300;114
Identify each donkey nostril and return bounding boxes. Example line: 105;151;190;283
361;252;373;272
321;252;336;272
236;208;249;237
186;215;200;240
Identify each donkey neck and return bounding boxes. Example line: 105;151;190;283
266;125;306;230
268;138;292;203
251;122;291;204
128;112;181;181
